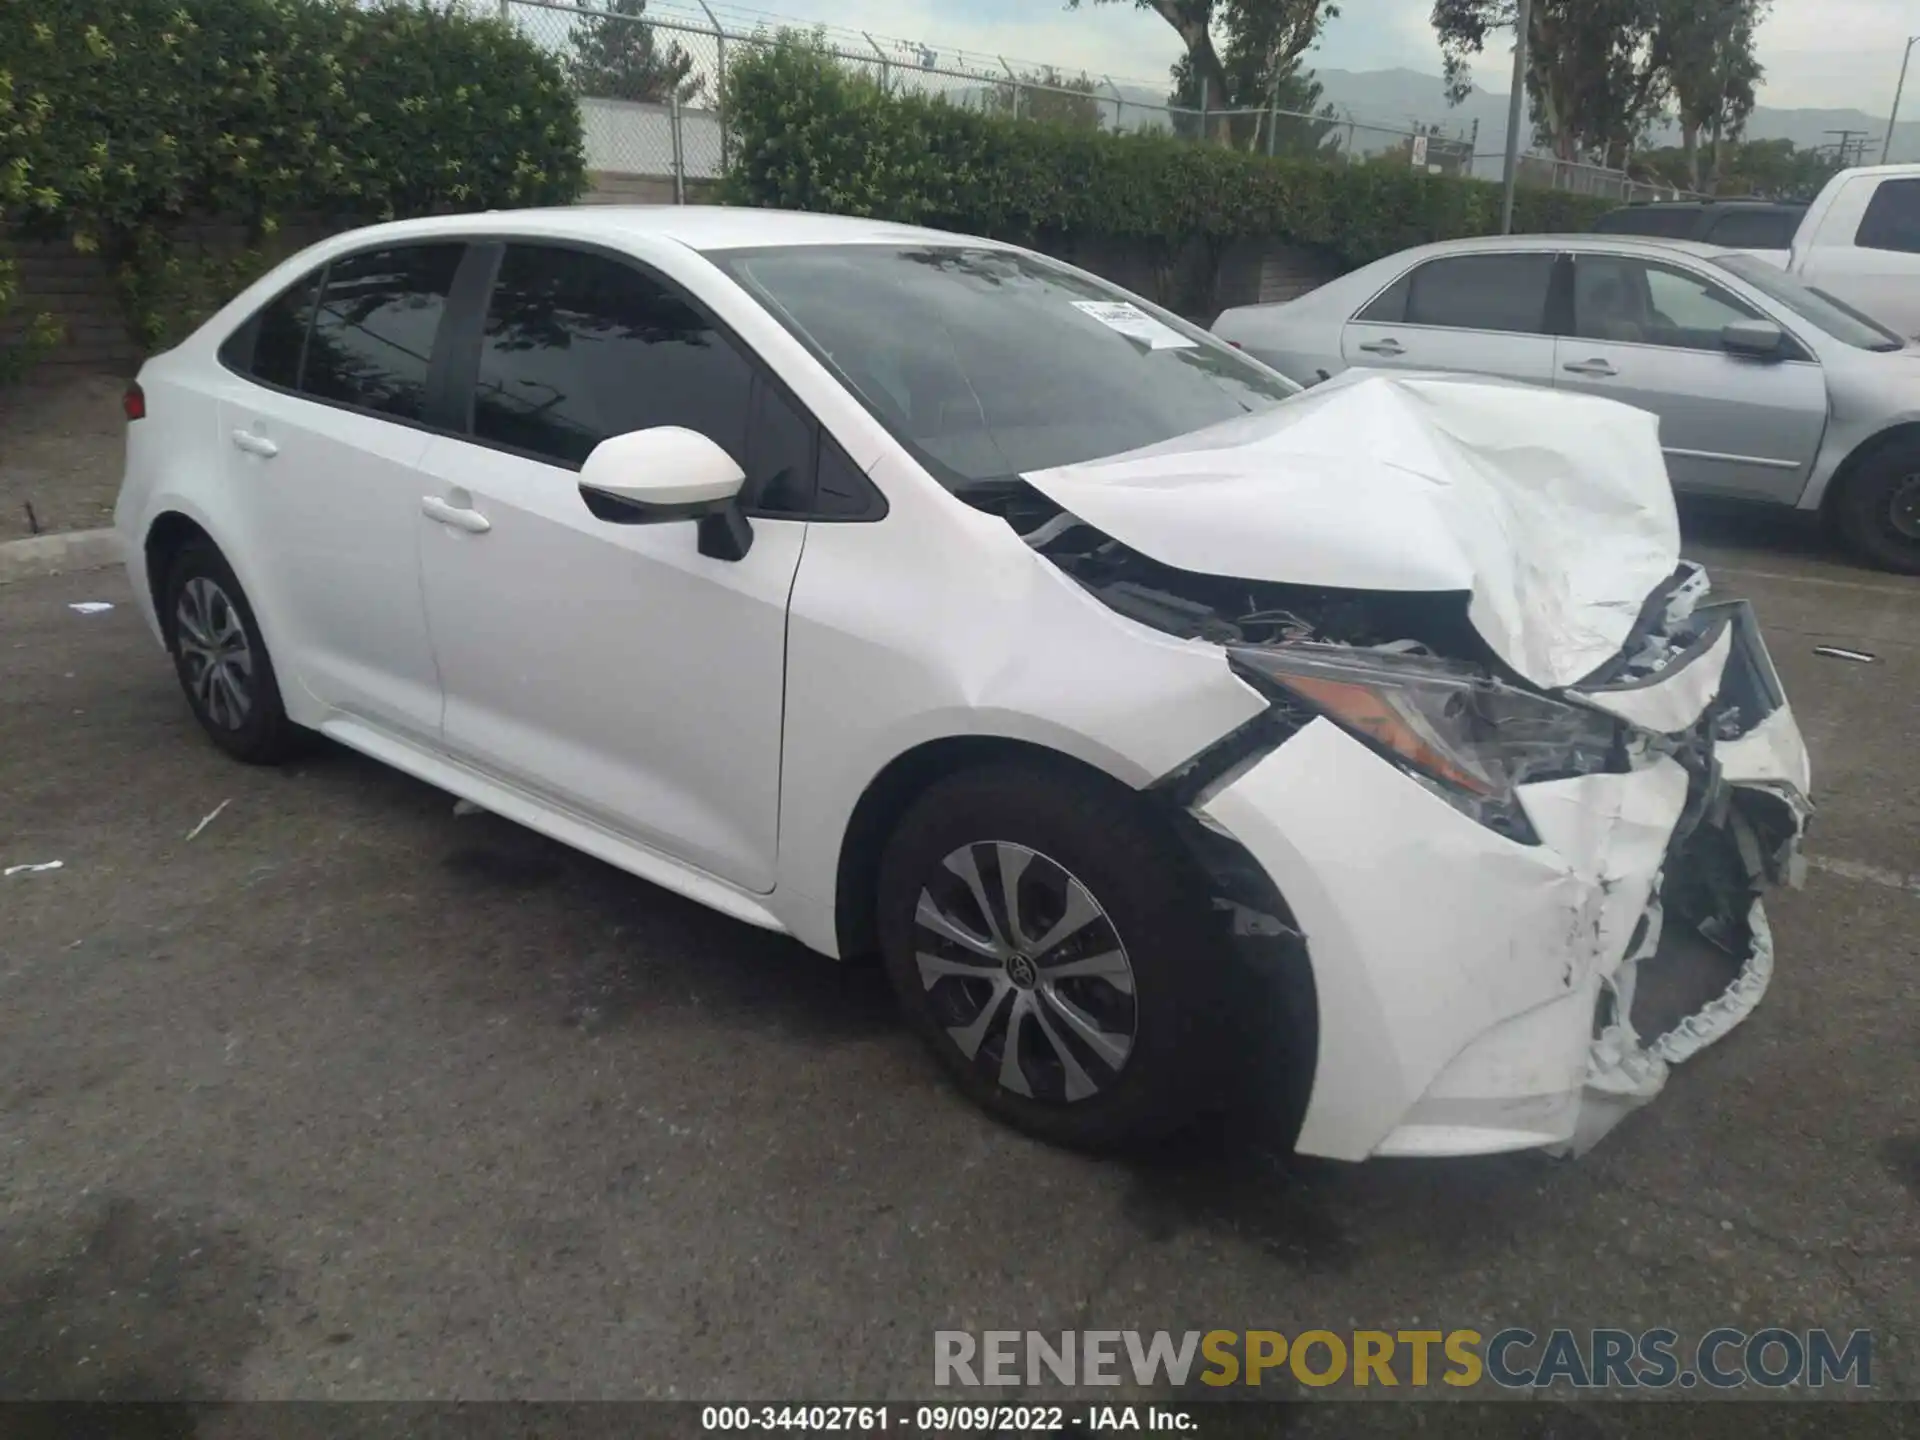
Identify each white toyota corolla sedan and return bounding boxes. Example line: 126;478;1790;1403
115;207;1813;1160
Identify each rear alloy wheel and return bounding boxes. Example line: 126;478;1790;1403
877;763;1219;1150
163;539;304;763
1834;446;1920;574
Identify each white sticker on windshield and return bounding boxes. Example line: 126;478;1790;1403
1070;300;1197;351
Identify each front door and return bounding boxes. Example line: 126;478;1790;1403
414;242;812;892
1554;252;1828;503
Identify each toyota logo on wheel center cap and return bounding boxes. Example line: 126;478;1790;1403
1005;953;1038;989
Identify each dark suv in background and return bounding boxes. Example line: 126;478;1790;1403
1591;199;1807;253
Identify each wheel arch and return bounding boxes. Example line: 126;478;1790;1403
143;510;216;636
1817;420;1920;522
831;735;1140;962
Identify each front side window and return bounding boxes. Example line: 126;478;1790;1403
471;244;755;472
1572;254;1761;349
709;245;1296;494
1401;253;1556;334
1855;178;1920;254
303;245;464;421
1714;252;1903;350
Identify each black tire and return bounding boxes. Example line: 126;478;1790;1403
877;761;1223;1151
1833;445;1920;574
162;538;304;764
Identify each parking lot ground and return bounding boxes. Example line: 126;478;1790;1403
1;512;1916;1423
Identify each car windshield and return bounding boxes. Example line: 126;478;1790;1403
710;244;1299;492
1713;253;1906;351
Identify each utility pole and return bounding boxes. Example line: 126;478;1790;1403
1884;38;1919;164
1500;0;1534;234
1827;129;1873;169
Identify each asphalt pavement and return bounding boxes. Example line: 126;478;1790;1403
1;507;1915;1421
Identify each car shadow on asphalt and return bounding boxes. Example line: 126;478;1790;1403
1676;496;1832;561
284;738;901;1048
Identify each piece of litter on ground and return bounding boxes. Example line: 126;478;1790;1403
4;861;64;877
68;602;115;615
1812;645;1875;663
452;799;485;816
185;798;232;841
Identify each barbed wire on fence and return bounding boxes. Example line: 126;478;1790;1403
493;0;1678;203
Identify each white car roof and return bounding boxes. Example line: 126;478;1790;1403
312;205;1001;255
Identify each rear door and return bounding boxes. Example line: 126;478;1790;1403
1340;251;1559;385
1553;251;1827;503
216;242;466;741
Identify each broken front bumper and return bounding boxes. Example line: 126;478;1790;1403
1197;599;1811;1162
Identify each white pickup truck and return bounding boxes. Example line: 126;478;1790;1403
1597;165;1920;338
1784;165;1920;338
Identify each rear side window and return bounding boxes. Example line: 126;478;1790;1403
1705;208;1803;250
471;244;754;471
1400;253;1555;333
1856;179;1920;254
1593;207;1700;239
220;269;324;388
303;244;465;422
1355;272;1412;323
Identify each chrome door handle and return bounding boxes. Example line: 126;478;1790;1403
230;428;279;458
421;495;492;534
1563;359;1618;377
1358;339;1406;357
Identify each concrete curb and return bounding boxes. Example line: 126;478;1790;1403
0;528;123;585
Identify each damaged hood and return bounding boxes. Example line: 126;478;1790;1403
1022;372;1680;689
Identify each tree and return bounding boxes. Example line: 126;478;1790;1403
1067;0;1338;142
1628;137;1841;199
1168;48;1335;152
1652;0;1765;189
1432;0;1665;167
985;67;1103;130
567;0;704;106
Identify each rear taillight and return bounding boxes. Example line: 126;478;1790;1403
123;381;145;421
1226;340;1243;349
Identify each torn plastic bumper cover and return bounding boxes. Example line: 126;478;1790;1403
1193;585;1811;1162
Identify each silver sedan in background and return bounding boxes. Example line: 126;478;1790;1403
1213;235;1920;573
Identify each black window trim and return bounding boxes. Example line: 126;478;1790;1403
441;233;888;524
216;238;474;440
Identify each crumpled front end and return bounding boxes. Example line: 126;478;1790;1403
1189;566;1811;1161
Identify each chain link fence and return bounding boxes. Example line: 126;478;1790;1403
497;0;1647;202
1466;152;1693;204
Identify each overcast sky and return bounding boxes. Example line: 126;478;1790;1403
681;0;1920;116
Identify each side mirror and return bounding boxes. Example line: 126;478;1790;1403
578;426;753;560
1722;319;1786;359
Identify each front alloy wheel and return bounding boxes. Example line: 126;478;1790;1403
913;841;1138;1104
877;762;1221;1151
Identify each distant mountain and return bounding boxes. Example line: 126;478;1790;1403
1309;66;1920;164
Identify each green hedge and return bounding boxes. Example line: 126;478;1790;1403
723;35;1608;281
1;0;586;352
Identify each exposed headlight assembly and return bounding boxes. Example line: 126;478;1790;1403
1228;644;1627;843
